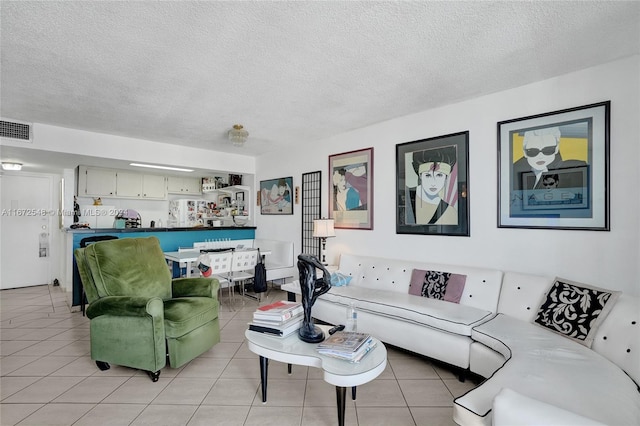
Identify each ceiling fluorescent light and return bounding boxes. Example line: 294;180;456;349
129;163;194;172
2;162;23;171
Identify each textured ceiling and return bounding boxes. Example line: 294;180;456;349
1;1;639;161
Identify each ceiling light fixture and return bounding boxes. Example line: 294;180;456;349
2;162;23;171
228;124;249;147
129;163;194;172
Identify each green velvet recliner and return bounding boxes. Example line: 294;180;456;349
74;236;220;381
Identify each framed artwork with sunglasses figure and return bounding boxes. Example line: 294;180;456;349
498;101;610;230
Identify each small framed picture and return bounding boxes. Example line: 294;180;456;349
328;147;374;230
260;177;293;215
236;192;244;202
497;101;610;230
396;131;470;237
229;174;242;186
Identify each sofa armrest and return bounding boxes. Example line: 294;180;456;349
86;296;164;319
254;239;294;267
254;238;295;281
172;277;219;299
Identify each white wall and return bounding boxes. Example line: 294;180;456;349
23;124;257;175
255;56;640;296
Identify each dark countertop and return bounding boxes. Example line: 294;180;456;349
65;226;256;233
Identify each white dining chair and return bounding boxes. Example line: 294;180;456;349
229;249;260;302
206;250;234;309
177;246;199;277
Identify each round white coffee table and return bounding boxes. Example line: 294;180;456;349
245;325;387;426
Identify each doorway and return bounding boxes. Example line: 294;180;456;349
0;173;54;289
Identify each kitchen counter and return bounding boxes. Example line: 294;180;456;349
66;226;256;233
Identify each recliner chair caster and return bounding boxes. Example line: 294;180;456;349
96;361;110;371
146;370;161;382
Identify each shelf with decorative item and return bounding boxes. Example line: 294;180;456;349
232;215;250;227
202;185;252;226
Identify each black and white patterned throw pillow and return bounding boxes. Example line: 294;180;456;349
534;278;620;347
420;271;451;300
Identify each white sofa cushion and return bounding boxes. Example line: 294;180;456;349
311;296;477;369
497;272;553;321
338;253;503;312
320;285;494;336
493;388;607;426
591;294;640;385
499;272;640;386
454;314;640;426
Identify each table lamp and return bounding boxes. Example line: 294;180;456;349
313;218;335;265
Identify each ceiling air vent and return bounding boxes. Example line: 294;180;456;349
0;119;33;142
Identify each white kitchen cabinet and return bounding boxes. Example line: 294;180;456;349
183;177;201;194
78;166;117;197
116;172;166;199
167;176;202;194
115;171;142;197
78;166;167;199
142;174;167;199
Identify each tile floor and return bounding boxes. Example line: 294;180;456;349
0;284;478;426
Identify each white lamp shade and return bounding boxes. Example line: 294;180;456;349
313;219;335;238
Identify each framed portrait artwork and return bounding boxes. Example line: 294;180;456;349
259;176;294;215
396;132;470;237
328;147;373;229
497;101;610;230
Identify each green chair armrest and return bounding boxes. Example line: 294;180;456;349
172;277;219;298
86;296;164;319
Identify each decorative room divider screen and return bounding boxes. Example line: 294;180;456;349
301;171;322;259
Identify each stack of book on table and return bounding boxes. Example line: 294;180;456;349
248;300;304;338
316;331;376;362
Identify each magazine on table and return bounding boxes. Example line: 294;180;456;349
318;338;377;362
316;331;371;352
253;300;303;321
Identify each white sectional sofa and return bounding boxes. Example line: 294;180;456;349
285;253;640;425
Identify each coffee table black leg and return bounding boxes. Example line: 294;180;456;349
259;356;268;403
288;363;292;374
352;386;356;400
336;386;347;426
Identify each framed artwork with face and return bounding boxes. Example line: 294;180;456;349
396;131;469;236
497;101;610;230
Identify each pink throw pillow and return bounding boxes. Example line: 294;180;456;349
408;269;466;304
443;273;466;303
